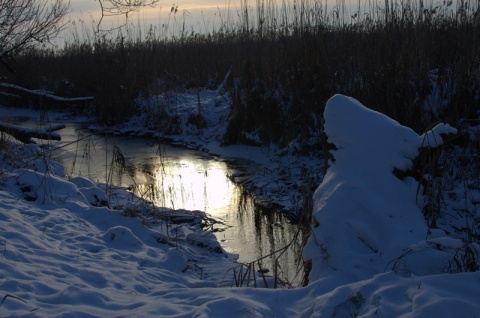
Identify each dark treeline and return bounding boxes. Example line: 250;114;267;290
2;0;479;150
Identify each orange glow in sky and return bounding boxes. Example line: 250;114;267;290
65;0;361;38
67;0;246;35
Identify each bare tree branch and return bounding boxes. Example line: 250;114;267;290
95;0;160;33
0;0;70;70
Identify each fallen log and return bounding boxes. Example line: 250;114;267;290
0;122;65;144
0;83;95;111
0;83;95;103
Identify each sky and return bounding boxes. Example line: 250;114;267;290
65;0;462;38
64;0;366;39
67;0;246;36
70;0;226;13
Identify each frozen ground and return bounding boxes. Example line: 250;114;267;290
0;93;479;317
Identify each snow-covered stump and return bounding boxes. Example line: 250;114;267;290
303;94;457;291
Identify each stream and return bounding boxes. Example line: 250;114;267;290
4;115;305;286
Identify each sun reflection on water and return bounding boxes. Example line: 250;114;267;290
134;158;234;217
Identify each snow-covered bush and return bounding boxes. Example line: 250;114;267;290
303;95;463;291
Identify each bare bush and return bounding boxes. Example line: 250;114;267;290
0;0;69;70
96;0;160;32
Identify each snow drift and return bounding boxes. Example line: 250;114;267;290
303;94;462;290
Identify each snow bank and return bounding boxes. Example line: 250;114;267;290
303;94;461;290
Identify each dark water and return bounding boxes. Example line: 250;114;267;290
3;115;304;286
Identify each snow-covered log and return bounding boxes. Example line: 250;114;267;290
0;121;65;144
0;83;95;109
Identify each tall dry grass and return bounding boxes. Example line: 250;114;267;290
1;0;479;147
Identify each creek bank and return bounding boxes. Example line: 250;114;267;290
83;87;325;221
84;123;322;222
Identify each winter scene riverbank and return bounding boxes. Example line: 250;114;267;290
1;0;480;316
1;92;479;317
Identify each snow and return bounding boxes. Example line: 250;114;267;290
1;94;480;317
302;95;479;307
0;83;95;102
0;121;64;144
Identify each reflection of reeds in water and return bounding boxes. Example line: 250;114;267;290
120;142;175;227
105;144;127;196
64;134;185;235
156;143;173;211
156;143;176;239
231;224;305;288
68;133;97;178
234;187;306;287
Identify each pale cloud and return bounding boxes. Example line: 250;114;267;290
70;0;100;13
66;0;239;32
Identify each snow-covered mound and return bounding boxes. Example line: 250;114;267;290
303;94;467;289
